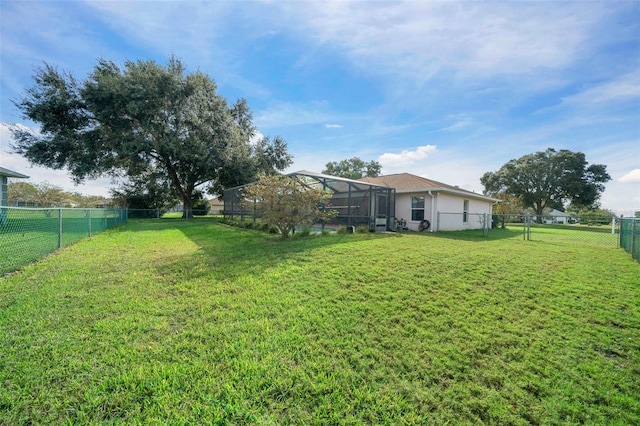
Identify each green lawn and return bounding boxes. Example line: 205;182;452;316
1;219;638;424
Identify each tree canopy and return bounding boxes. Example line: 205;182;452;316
481;148;610;220
242;175;337;239
11;57;292;218
322;157;381;180
109;168;178;215
8;181;109;208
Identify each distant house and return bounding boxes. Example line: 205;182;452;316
209;197;224;215
170;198;224;215
361;173;500;232
540;209;573;224
0;166;30;207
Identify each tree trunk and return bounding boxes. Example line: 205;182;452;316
535;201;544;224
182;193;193;219
279;225;292;239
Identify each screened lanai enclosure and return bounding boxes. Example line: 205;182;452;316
223;171;396;231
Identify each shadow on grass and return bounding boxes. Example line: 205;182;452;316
125;217;386;283
123;219;524;289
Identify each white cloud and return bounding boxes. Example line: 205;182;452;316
600;179;640;217
288;1;605;83
619;169;640;183
81;1;274;98
0;123;113;197
378;144;437;167
561;71;640;108
78;1;612;96
439;114;476;132
255;101;339;128
325;123;343;129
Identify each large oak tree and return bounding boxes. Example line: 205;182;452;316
11;57;291;218
481;148;610;221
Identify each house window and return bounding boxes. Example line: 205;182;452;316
463;199;469;223
411;196;425;221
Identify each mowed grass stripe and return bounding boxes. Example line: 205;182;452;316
1;219;638;424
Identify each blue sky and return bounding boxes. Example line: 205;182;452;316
1;0;638;215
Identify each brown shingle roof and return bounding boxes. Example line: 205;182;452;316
360;173;487;198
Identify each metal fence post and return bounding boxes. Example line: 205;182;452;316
88;209;92;237
633;219;637;261
58;208;62;249
523;215;531;241
619;219;622;247
483;213;488;237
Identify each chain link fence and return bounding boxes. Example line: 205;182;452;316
127;208;166;219
0;207;127;275
126;209;215;218
619;218;640;261
437;213;620;248
521;216;619;248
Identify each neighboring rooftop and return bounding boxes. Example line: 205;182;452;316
0;166;29;179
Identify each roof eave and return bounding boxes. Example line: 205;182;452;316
0;166;30;179
395;187;500;202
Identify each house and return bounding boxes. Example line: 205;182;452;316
1;166;30;226
224;170;395;230
224;170;499;232
209;196;224;215
0;166;30;207
360;173;500;232
540;209;573;224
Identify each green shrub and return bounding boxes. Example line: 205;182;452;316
336;226;348;234
356;225;370;233
295;226;312;238
192;198;211;216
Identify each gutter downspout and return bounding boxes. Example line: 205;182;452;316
491;201;500;228
427;191;435;232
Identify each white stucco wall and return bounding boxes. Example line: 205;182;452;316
437;193;494;231
394;191;494;231
394;192;436;231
